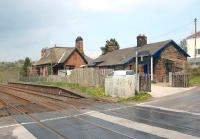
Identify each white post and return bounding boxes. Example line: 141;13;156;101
151;56;153;81
136;51;138;75
135;51;139;92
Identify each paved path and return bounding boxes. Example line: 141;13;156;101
0;88;200;139
144;86;200;113
150;84;195;98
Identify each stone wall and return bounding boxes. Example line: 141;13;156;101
154;44;187;82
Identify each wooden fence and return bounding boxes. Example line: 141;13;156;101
139;74;151;92
48;68;113;87
171;73;190;88
19;76;47;82
20;68;113;87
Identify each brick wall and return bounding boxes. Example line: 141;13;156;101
154;44;187;82
64;50;86;68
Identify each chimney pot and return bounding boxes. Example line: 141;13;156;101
75;36;84;54
137;34;147;47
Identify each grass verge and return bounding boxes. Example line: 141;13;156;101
189;76;200;86
117;92;151;102
32;82;106;97
30;82;151;102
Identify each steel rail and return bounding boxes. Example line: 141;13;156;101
0;91;69;139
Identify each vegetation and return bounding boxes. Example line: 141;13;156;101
31;82;152;103
33;82;106;97
180;39;187;52
189;66;200;86
118;92;151;102
0;60;24;82
101;38;120;55
190;76;200;86
20;57;32;77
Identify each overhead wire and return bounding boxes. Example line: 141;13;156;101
151;21;193;40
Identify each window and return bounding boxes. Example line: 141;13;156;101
196;49;200;55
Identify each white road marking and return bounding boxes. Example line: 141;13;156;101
86;111;200;139
0;105;136;127
137;104;200;116
12;125;37;139
0;122;36;129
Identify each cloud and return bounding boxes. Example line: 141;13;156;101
78;0;143;13
76;0;191;13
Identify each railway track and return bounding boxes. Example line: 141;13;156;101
0;84;101;109
8;82;85;99
0;91;69;139
0;84;105;108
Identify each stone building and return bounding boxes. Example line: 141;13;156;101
89;35;189;82
33;36;92;76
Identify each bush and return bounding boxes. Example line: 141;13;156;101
191;67;200;77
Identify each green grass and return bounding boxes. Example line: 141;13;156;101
190;67;200;86
189;76;200;86
117;92;151;102
0;61;24;83
30;82;152;102
33;82;106;97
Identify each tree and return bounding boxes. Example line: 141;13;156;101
101;38;120;55
180;39;187;52
20;57;31;77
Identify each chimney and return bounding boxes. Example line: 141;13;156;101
137;34;147;47
41;48;46;58
75;36;84;54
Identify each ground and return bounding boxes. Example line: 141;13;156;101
0;85;199;139
140;86;200;113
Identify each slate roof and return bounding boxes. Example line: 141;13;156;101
188;57;200;63
89;40;189;67
187;31;200;39
35;46;92;66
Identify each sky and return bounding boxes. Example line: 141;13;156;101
0;0;200;61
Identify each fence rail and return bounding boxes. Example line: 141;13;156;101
171;73;190;88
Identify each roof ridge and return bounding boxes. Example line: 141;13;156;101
186;31;200;39
104;39;172;54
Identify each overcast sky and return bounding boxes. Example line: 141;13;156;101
0;0;200;61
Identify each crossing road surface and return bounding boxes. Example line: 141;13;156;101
0;87;200;139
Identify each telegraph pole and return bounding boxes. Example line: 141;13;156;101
194;18;197;64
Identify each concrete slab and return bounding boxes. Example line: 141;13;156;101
101;106;200;137
0;116;36;139
86;111;199;139
0;125;37;139
43;116;134;139
79;115;165;139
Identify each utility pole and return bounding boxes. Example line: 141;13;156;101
50;47;53;75
194;18;197;64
